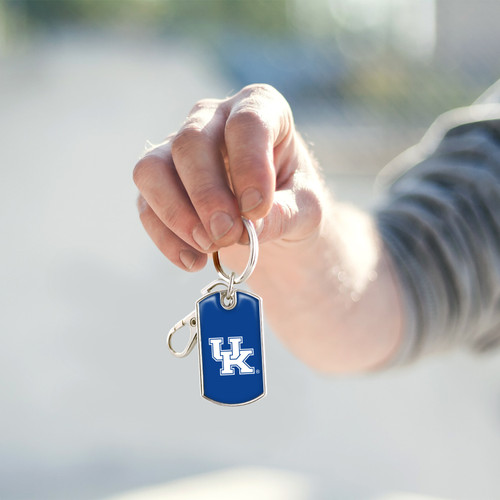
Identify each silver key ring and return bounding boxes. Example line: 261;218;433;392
212;217;258;285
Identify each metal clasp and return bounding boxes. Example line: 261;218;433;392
212;217;258;285
167;310;198;358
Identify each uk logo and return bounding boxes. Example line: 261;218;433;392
208;337;255;376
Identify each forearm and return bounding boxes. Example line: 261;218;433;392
375;114;500;363
250;103;500;371
244;198;404;373
136;83;500;372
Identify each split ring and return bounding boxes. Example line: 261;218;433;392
212;217;259;285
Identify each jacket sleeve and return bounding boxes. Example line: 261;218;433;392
376;84;500;365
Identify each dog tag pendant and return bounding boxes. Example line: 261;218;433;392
197;289;265;406
167;218;266;406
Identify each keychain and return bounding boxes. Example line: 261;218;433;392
167;217;266;407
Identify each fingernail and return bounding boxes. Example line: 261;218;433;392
192;225;212;251
240;187;263;213
179;250;197;270
210;212;234;241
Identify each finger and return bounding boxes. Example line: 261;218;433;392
254;185;323;245
137;195;207;271
225;84;295;220
170;101;244;247
133;142;214;253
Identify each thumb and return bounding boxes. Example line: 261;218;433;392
256;185;323;245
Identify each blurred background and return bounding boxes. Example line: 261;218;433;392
2;1;500;499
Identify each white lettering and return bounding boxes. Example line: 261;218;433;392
209;336;255;376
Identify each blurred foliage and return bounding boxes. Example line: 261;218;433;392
5;0;292;36
159;0;292;37
1;0;494;125
337;56;481;123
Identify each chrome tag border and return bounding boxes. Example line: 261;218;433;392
196;290;267;407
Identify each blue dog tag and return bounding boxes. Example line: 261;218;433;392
197;290;265;406
166;217;266;406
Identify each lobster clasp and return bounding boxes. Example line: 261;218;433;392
167;310;198;358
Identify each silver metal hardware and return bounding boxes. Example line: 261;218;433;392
167;217;258;356
212;217;258;285
166;310;197;358
220;272;237;310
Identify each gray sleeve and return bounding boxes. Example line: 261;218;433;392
375;89;500;365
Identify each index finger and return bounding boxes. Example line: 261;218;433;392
224;84;295;219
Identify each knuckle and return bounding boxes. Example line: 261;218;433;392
240;83;280;99
190;183;218;211
132;156;158;188
171;125;206;158
159;201;184;233
237;84;292;127
226;107;269;135
189;98;220;114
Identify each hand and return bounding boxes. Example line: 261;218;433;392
133;84;324;272
133;84;402;373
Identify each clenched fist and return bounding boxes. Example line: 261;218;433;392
133;84;323;272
